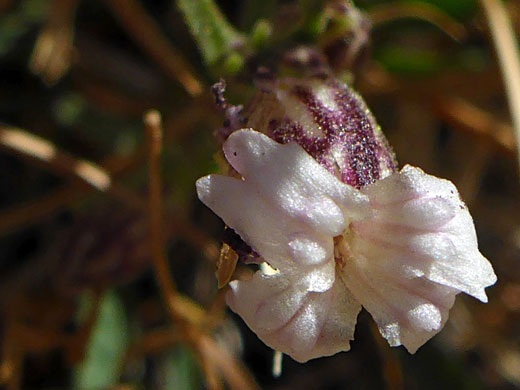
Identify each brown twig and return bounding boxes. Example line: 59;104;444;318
369;2;467;42
105;0;203;96
0;125;146;210
144;110;223;390
197;333;259;390
144;110;257;390
29;0;79;84
433;96;516;156
144;109;183;323
0;131;218;261
0;102;208;235
197;350;224;390
0;125;110;191
481;0;520;173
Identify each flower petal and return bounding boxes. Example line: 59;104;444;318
223;129;370;234
340;258;457;353
196;129;367;290
357;165;496;302
227;270;361;362
196;174;335;290
342;164;496;352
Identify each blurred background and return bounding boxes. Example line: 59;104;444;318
0;0;519;388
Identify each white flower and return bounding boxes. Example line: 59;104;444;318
196;129;496;363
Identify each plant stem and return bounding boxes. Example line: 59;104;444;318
481;0;520;174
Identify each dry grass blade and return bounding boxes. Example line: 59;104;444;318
272;350;283;378
433;96;516;155
197;333;260;390
29;0;79;84
144;109;182;320
481;0;520;174
0;125;146;210
0;125;110;190
0;102;207;234
106;0;203;96
369;2;467;42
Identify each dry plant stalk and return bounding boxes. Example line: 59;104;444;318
434;96;516;155
481;0;520;173
0;292;102;390
0;126;110;191
29;0;79;84
369;2;467;41
144;110;258;390
0;103;211;238
144;109;182;320
144;110;224;390
106;0;203;96
0;122;218;263
0;125;147;213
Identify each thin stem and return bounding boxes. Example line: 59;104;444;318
196;333;259;390
106;0;203;96
369;2;467;42
0;125;145;210
143;111;257;389
481;0;520;173
0;126;110;190
0;123;219;260
144;110;182;323
433;96;515;155
29;0;79;84
0;101;209;234
272;351;283;378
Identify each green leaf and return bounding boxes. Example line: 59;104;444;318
375;46;444;76
0;0;49;57
158;346;202;390
177;0;245;66
73;291;128;390
249;19;273;50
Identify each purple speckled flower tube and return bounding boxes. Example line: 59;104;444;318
245;76;397;188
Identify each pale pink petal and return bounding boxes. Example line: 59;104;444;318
358;165;496;302
341;165;496;351
196;174;335;291
222;129;370;235
340;258;457;353
196;130;367;291
197;128;496;358
227;270;361;363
